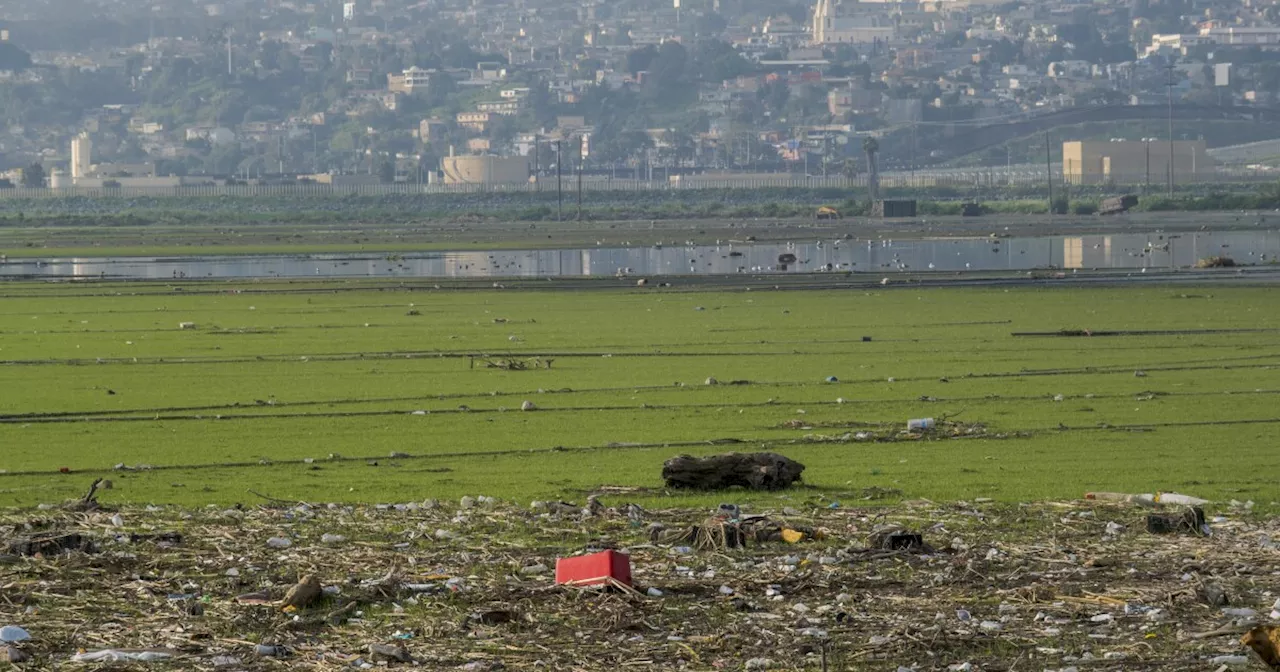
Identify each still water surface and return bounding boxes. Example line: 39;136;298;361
3;230;1277;280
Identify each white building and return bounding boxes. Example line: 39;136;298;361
811;0;896;44
71;133;92;180
1198;26;1280;47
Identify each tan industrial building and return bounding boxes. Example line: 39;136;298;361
440;154;530;185
1062;140;1214;185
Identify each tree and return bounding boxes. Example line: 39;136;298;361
693;40;752;83
377;159;395;184
650;41;688;90
21;163;45;188
426;72;456;107
863;137;879;201
759;80;791;116
626;45;659;75
204;144;245;175
0;43;32;72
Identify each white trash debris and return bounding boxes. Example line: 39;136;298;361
71;650;174;662
1222;608;1257;619
265;537;291;549
0;626;30;643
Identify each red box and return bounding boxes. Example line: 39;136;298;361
555;550;632;587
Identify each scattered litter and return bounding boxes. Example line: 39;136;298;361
0;626;30;643
1147;507;1209;535
0;647;29;663
906;418;934;431
1223;608;1258;619
1085;491;1210;506
0;498;1272;669
254;644;289;658
556;550;632;588
71;650;174;662
369;643;413;663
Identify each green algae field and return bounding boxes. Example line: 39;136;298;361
2;278;1278;510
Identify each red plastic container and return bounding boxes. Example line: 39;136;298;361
555;550;632;587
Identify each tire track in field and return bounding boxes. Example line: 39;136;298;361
1;416;1278;478
5;344;1280;368
7;386;1280;425
5;385;1280;422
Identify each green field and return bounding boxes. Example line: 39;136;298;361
2;280;1278;509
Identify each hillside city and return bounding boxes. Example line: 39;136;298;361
1;0;1279;188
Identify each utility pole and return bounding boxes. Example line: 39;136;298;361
533;133;540;190
910;122;917;186
822;134;829;179
576;137;583;220
1166;63;1175;197
555;140;563;222
227;29;233;75
1045;132;1053;220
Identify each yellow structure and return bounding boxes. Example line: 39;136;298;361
1062;140;1213;185
440;155;530;185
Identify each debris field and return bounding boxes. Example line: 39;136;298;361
1;495;1278;671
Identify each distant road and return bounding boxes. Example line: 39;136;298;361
918;103;1280;164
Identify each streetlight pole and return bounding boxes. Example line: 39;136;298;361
1045;132;1053;221
1166;63;1175;197
533;133;540;190
555;140;563;222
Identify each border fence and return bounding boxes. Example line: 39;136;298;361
0;167;1274;200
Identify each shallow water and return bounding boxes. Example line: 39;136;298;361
3;230;1277;280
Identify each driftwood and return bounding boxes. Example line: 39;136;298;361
661;452;805;490
7;532;95;557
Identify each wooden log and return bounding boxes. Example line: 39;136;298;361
661;452;805;490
